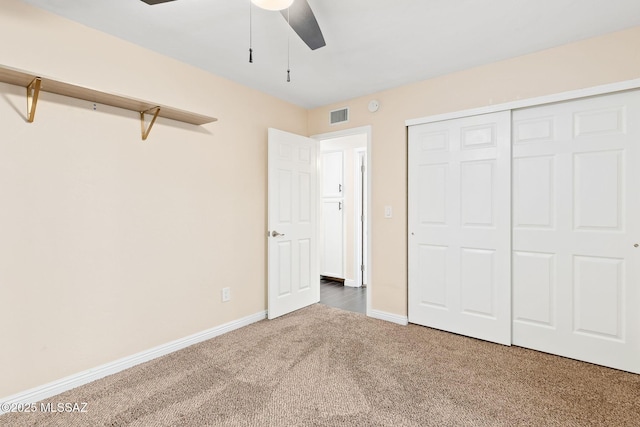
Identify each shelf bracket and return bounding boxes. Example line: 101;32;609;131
140;106;161;141
26;77;42;123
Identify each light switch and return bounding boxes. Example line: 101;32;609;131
384;205;392;218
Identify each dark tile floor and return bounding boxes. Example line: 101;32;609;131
319;278;366;314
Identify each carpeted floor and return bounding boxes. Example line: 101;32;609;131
3;304;640;426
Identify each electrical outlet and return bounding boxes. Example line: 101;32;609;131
221;287;231;302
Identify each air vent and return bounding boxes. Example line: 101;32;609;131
330;108;349;125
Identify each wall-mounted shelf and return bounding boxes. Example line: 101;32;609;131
0;64;217;140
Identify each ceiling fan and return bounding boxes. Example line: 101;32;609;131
140;0;326;51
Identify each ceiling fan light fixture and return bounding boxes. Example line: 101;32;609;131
251;0;294;11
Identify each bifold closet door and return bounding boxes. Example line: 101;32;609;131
408;111;511;345
512;90;640;373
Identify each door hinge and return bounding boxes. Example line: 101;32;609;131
361;165;365;173
361;264;365;272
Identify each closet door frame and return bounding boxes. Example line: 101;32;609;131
407;78;640;373
406;79;640;128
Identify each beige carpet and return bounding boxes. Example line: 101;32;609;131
3;304;640;426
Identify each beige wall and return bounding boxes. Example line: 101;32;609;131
0;0;307;397
308;26;640;316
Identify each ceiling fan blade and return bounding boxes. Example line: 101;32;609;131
140;0;177;4
281;0;326;50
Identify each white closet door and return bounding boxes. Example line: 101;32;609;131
408;111;511;345
512;90;640;373
320;150;344;278
321;200;343;277
322;151;343;198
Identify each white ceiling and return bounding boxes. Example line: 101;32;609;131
19;0;640;109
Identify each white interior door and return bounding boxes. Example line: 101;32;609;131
512;90;640;373
268;128;319;319
408;111;511;345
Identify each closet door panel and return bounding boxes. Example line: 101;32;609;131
409;111;511;345
321;151;343;198
512;90;640;374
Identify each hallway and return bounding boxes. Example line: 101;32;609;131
319;278;366;314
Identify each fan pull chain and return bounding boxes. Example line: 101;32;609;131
286;7;291;82
249;1;253;63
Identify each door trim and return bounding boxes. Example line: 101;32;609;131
354;148;367;288
312;126;372;316
406;78;640;127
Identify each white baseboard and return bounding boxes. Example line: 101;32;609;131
368;309;408;326
344;279;357;287
0;310;267;415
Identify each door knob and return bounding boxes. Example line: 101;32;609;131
635;243;639;248
272;230;285;237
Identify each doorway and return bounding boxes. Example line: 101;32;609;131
314;126;371;315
